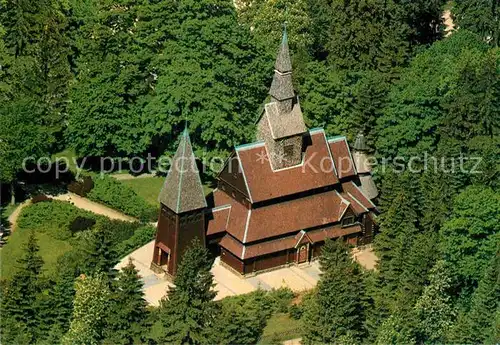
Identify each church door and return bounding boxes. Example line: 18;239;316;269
298;244;309;264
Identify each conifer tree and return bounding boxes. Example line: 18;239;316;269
103;259;148;345
302;238;365;344
454;0;499;47
79;226;118;276
449;252;500;343
413;260;455;343
62;273;111;345
156;238;217;344
0;231;44;344
37;264;78;344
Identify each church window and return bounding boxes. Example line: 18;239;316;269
342;216;356;227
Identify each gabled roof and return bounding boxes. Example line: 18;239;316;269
238;189;350;243
235;129;338;203
341;181;376;210
219;224;362;260
328;137;357;179
158;128;207;213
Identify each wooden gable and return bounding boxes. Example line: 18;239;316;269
218;151;251;201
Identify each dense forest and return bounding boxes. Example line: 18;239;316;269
0;0;499;344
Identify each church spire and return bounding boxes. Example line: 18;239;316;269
274;24;292;73
269;26;295;112
158;127;207;214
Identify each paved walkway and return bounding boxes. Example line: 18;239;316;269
112;173;156;181
116;241;377;306
442;10;455;37
7;200;31;232
51;193;137;222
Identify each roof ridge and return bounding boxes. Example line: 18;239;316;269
176;130;188;212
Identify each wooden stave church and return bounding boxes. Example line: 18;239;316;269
151;31;379;278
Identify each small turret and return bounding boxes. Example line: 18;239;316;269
352;132;378;200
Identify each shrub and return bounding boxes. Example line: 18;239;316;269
94;218;143;246
17;201;99;240
114;225;157;258
32;194;52;204
68;176;94;197
87;175;158;222
288;304;303;320
267;287;295;313
69;216;96;235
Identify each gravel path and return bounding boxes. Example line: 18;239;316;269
51;193;137;222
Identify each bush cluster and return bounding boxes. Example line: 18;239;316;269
87;175;158;222
114;225;157;258
17;201;155;258
68;176;94;197
17;201;97;240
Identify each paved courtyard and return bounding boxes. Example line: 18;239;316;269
116;241;377;306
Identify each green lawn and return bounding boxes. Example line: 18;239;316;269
258;313;302;344
1;229;72;279
52;148;79;173
121;177;214;207
2;203;19;220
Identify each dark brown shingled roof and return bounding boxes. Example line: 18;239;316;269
328;137;357;179
264;102;306;140
342;181;376;210
341;192;369;215
219;224;362;260
236;129;339;203
206;206;230;236
158;128;207;213
240;190;350;243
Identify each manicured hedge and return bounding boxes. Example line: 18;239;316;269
16;200;98;240
87;175;158;222
114;225;157;258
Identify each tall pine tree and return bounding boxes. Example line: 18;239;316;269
155;238;217;344
302;238;365;343
103;259;148;345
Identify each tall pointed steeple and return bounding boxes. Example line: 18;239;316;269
158;127;207;213
256;24;307;170
269;25;295;113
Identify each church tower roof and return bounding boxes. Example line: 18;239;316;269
158;127;207;213
269;26;295;101
274;26;292;73
352;132;370;152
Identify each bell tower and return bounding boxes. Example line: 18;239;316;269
151;127;207;278
257;26;307;170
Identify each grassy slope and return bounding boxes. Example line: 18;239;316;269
1;230;72;279
1;201;96;280
258;313;302;344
